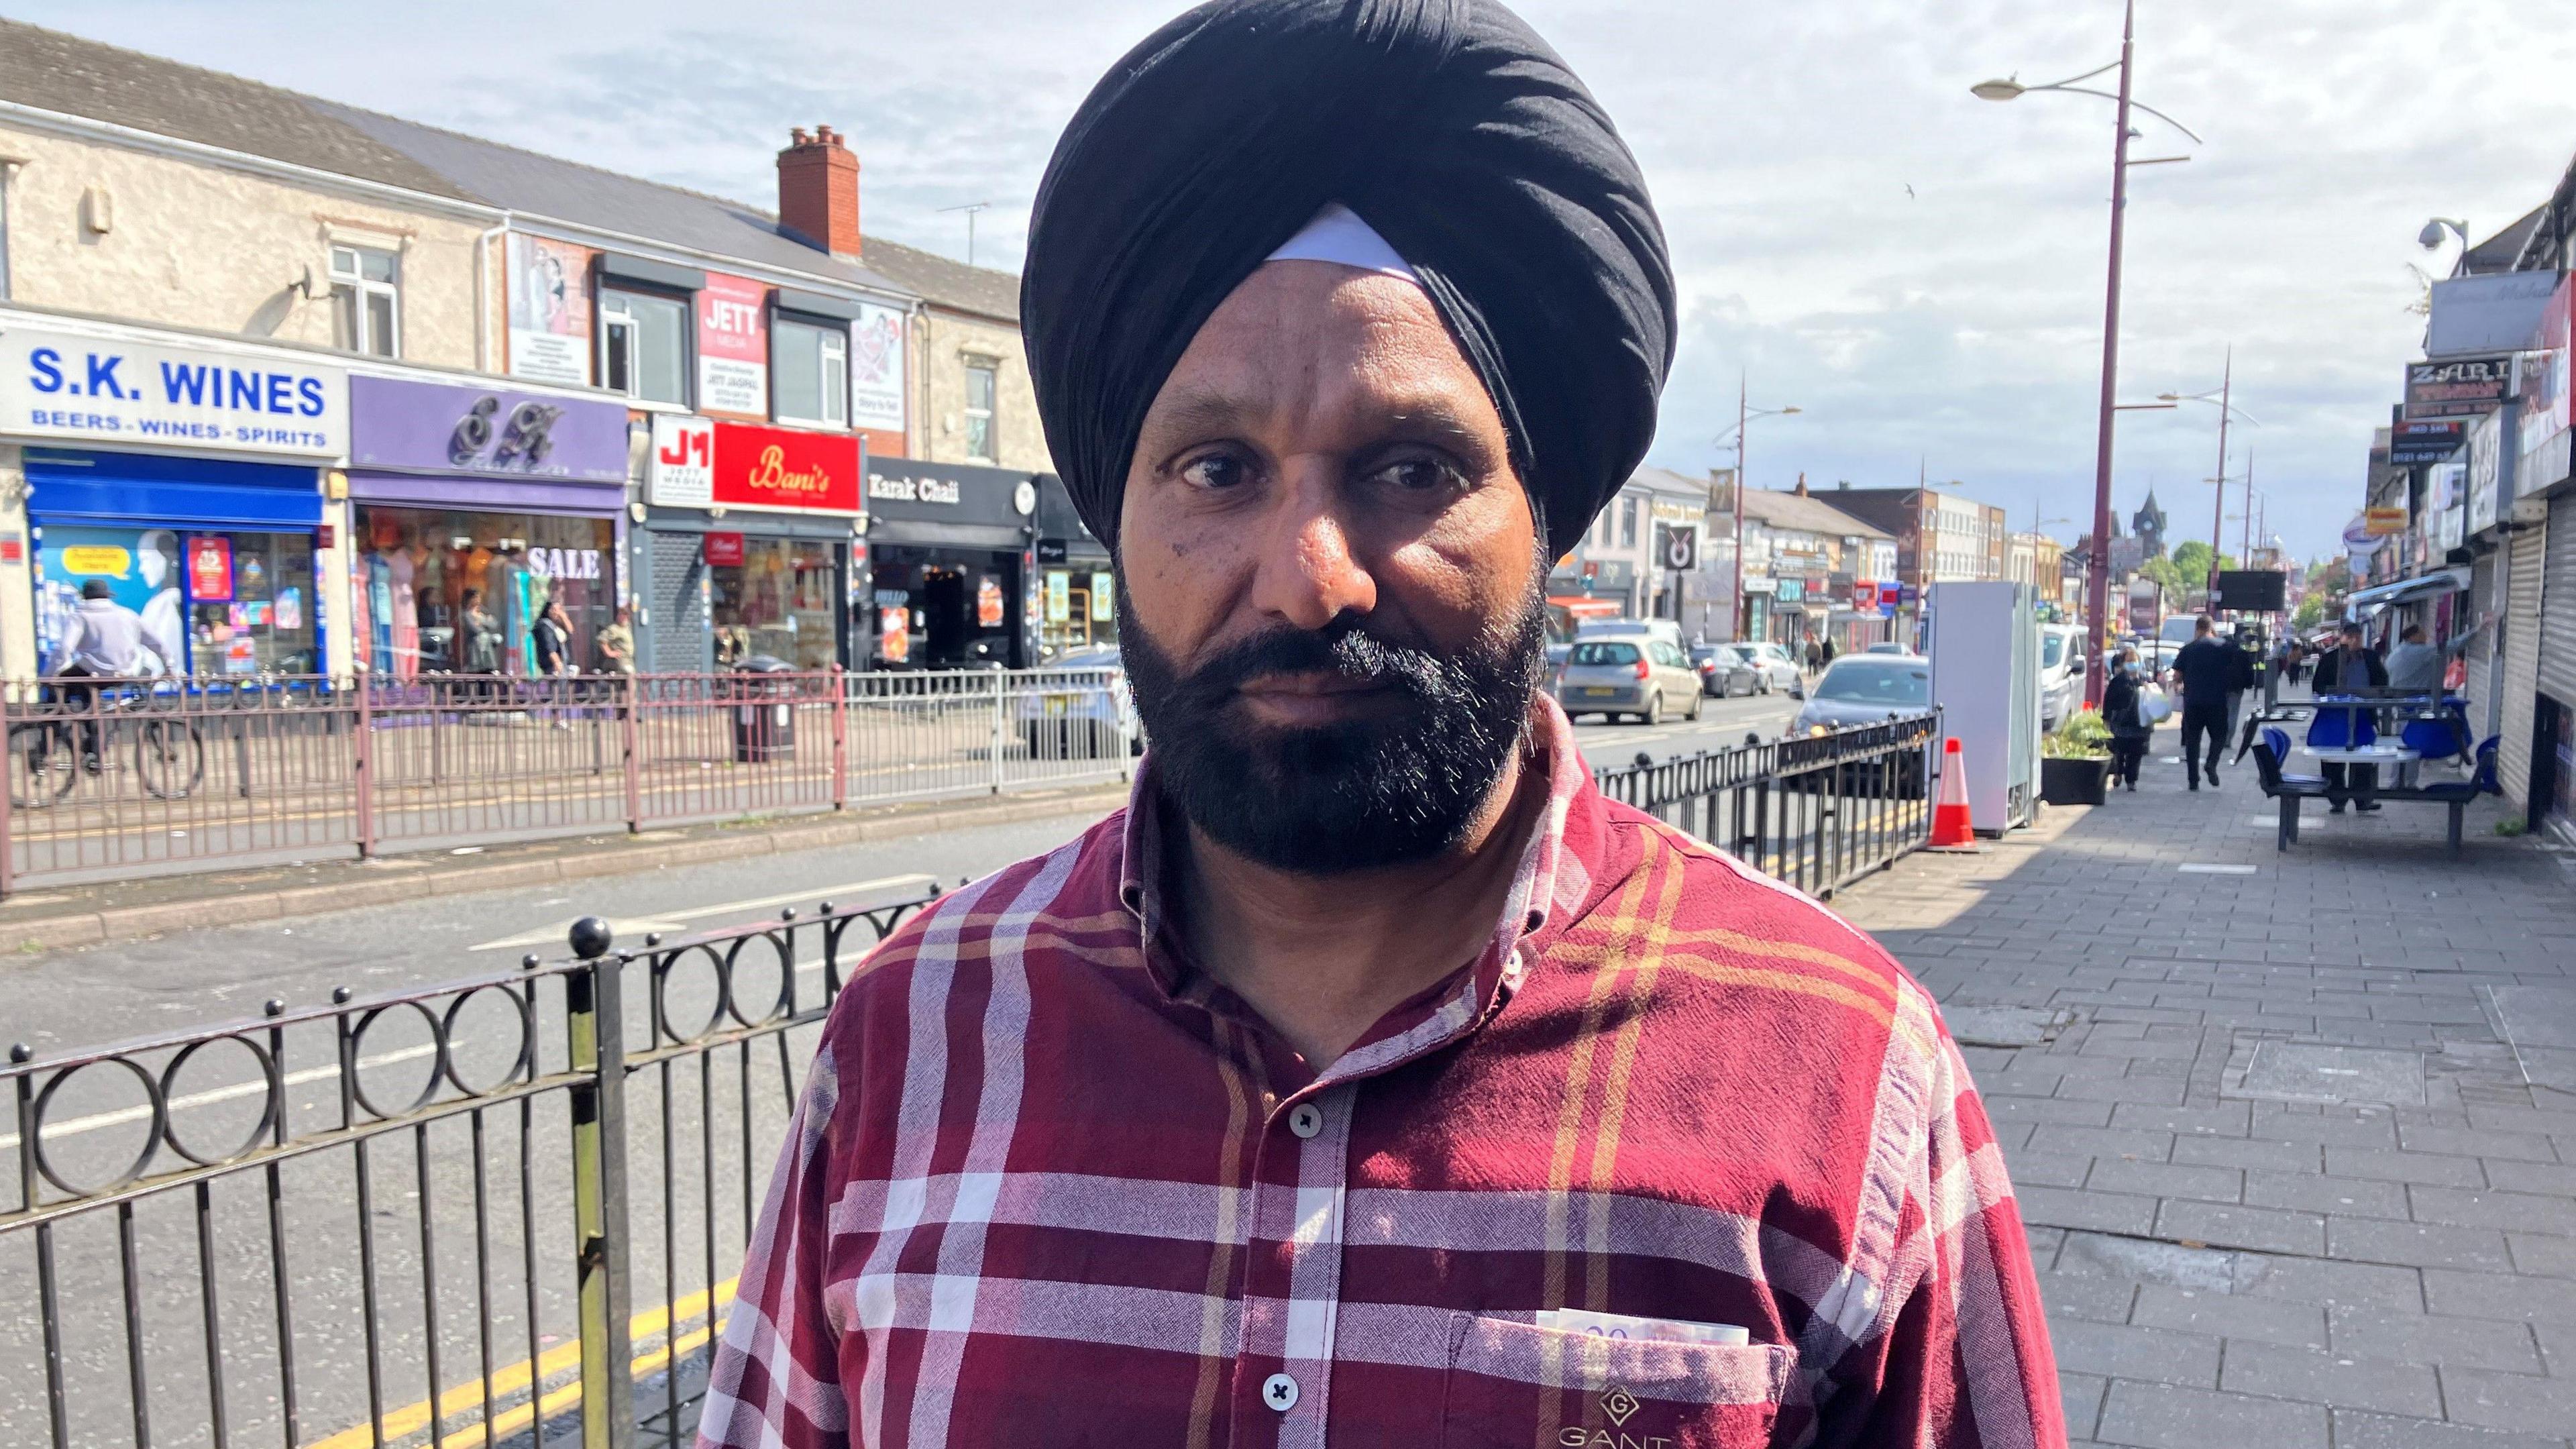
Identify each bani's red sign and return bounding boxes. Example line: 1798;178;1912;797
702;531;745;568
186;535;234;601
708;421;861;515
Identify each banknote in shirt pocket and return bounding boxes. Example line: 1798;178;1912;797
1439;1313;1797;1449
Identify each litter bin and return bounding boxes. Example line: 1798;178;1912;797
731;655;798;763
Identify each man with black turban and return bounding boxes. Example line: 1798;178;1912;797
702;3;2061;1446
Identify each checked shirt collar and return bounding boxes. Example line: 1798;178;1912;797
1113;694;1599;1095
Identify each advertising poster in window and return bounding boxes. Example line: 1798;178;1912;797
697;273;770;418
505;234;594;386
849;302;906;433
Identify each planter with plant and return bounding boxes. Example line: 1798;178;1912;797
2041;708;2113;806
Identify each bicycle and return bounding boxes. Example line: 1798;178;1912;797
7;683;205;808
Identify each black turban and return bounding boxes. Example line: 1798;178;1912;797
1021;0;1675;562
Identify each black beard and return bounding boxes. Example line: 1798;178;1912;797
1117;580;1547;875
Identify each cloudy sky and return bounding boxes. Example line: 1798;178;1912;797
15;0;2576;560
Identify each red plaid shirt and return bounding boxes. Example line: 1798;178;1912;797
700;700;2061;1448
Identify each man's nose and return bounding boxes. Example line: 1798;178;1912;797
1248;462;1375;632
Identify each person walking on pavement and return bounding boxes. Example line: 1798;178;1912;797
531;596;575;729
460;588;501;702
1803;635;1821;674
2165;614;2235;790
2100;645;2152;791
51;578;167;771
596;604;637;676
1819;633;1837;667
2312;621;2387;812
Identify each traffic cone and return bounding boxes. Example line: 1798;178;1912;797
1927;736;1980;851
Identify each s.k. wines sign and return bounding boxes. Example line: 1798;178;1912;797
656;418;862;515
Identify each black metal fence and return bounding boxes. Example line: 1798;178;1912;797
1;875;942;1449
1591;710;1943;897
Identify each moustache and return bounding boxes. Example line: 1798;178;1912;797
1171;619;1464;716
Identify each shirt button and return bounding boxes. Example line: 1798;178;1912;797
1262;1372;1299;1411
1287;1102;1324;1139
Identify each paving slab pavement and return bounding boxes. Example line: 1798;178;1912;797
1831;718;2576;1448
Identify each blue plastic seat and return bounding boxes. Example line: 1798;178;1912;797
2401;716;2461;762
2305;703;2374;751
2260;728;2328;790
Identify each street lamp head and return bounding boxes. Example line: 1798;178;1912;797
1780;406;1803;415
1970;78;2025;101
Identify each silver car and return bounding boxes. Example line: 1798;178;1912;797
1725;641;1803;694
1789;655;1932;735
1556;638;1703;724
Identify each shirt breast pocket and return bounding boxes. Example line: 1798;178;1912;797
1440;1314;1799;1449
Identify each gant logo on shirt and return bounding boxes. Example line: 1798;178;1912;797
1599;1385;1638;1426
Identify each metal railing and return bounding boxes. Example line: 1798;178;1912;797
1591;710;1943;897
0;668;1137;894
0;875;941;1449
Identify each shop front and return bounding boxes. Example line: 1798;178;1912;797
863;459;1040;670
0;322;347;679
345;375;631;678
639;417;861;672
1034;473;1116;659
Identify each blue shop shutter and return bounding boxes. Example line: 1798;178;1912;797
23;448;323;529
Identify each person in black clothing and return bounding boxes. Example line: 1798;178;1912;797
2100;647;2153;791
2165;615;2235;790
2310;621;2389;813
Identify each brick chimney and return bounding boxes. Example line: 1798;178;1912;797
778;125;861;261
1794;472;1809;497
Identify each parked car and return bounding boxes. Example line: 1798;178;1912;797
1688;645;1761;698
1863;641;1909;655
1727;640;1804;694
1014;645;1139;758
2038;624;2086;733
1789;654;1932;735
1557;638;1703;724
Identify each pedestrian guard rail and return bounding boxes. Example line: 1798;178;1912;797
0;667;1137;896
1591;709;1943;898
1;873;943;1449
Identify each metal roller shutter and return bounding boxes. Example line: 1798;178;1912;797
2500;521;2546;806
649;531;711;674
2540;494;2576;706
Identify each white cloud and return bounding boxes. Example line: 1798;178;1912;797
15;0;2575;559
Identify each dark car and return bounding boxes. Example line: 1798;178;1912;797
1688;645;1761;698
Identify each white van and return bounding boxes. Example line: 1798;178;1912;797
1574;617;1686;653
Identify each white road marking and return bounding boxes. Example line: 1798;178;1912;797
470;874;936;951
0;1042;442;1149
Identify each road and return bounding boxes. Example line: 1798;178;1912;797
0;685;1796;1449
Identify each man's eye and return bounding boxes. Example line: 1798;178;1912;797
1370;457;1464;493
1179;453;1248;490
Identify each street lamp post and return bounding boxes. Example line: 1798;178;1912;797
2159;362;2261;606
1717;377;1799;642
1973;0;2200;706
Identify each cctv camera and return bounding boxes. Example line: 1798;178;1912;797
2418;221;2447;250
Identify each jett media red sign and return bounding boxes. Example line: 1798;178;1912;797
707;421;862;515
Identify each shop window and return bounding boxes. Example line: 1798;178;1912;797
1619;496;1639;549
601;288;689;406
773;318;848;427
708;538;841;669
34;525;317;677
1038;566;1120;659
350;507;616;679
331;244;400;358
963;358;998;462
